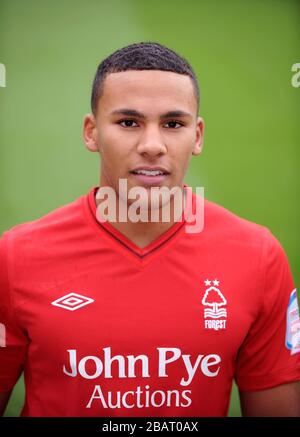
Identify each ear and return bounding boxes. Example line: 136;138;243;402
83;113;99;152
192;116;205;156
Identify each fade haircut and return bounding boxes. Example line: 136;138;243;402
91;42;200;115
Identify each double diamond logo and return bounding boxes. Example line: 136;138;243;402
51;293;94;311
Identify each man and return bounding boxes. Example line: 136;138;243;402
0;42;299;417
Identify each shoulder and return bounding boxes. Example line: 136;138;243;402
1;192;86;251
203;196;277;245
204;197;264;234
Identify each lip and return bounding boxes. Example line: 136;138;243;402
130;172;169;186
130;166;170;175
129;167;170;186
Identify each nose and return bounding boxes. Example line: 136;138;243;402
137;125;167;158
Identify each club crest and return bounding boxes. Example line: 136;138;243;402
202;279;227;330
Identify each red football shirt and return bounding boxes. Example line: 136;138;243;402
0;186;299;416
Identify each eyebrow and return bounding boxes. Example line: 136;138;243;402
110;108;192;119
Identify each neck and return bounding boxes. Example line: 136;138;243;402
95;184;186;249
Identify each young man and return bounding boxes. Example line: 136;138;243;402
0;42;299;417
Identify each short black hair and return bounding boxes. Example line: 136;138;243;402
91;42;200;115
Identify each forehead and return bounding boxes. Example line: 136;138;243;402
98;70;197;115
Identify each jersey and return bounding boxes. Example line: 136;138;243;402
0;185;299;417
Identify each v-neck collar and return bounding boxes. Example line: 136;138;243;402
84;185;193;261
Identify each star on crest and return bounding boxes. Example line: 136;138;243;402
204;279;211;286
213;279;220;286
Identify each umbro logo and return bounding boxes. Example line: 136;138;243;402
51;293;94;311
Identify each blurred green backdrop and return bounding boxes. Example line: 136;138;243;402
0;0;299;417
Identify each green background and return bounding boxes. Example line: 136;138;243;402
0;0;299;417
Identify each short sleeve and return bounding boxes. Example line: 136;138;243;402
235;228;300;391
0;233;28;392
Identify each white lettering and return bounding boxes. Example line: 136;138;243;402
63;347;221;385
78;355;103;379
95;186;116;222
205;319;227;330
181;354;204;386
103;347;126;378
201;354;221;377
157;347;182;377
122;391;135;408
86;384;107;408
291;63;300;88
63;349;77;377
94;180;205;235
87;385;193;410
127;354;150;377
128;186;149;222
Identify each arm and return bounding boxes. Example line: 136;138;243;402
0;390;12;416
0;236;27;416
239;381;300;416
235;231;300;415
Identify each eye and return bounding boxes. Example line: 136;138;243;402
164;120;183;129
119;119;138;128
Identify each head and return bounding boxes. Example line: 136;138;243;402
83;42;204;206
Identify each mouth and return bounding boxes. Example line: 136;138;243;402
129;167;170;185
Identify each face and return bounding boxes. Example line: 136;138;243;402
83;70;204;206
